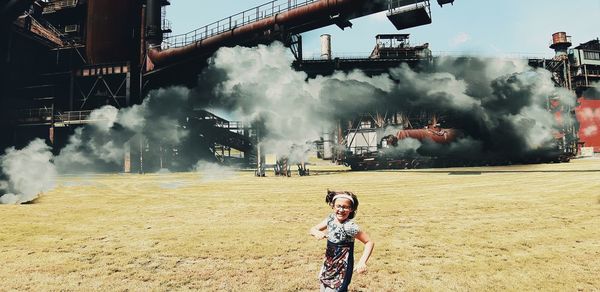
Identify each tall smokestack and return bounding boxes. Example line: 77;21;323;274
321;34;331;60
550;32;572;60
145;0;163;48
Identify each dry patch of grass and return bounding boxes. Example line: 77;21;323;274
1;159;600;291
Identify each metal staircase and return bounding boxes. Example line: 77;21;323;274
189;110;254;164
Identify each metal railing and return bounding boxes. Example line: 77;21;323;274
24;12;65;46
42;0;78;14
301;51;547;61
54;110;93;124
14;109;141;126
433;51;546;60
388;0;427;10
162;0;317;49
220;121;245;130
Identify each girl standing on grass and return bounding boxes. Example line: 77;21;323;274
309;190;374;292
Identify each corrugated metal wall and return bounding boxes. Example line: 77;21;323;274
576;98;600;152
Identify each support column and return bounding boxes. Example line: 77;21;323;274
49;103;55;145
123;141;131;173
126;65;131;106
49;126;55;145
139;135;144;174
69;70;75;110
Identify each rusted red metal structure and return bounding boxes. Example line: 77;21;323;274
86;0;142;64
147;0;390;69
395;128;458;144
4;0;470;172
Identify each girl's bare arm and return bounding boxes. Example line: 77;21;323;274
309;219;328;240
354;231;374;274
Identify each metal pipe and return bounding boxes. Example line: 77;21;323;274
148;0;388;67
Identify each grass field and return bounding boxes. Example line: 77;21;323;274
1;158;600;291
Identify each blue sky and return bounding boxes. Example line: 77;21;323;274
166;0;599;59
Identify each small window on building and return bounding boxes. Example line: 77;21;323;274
583;50;600;60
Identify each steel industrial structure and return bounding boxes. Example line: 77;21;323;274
529;32;600;155
304;32;597;170
0;0;454;173
3;1;596;174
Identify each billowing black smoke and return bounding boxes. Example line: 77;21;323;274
383;59;576;162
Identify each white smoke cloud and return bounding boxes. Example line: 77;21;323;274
381;137;422;157
208;42;392;158
508;107;556;150
203;42;576;163
0;139;57;204
89;105;119;132
54;87;191;173
582;125;598;137
194;161;236;182
2;41;576;187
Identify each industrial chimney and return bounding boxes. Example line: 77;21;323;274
321;34;331;60
145;0;163;48
550;32;572;60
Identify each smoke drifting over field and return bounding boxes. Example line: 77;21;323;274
201;42;576;162
201;43;391;161
1;87;193;204
0;139;56;204
54;87;190;173
0;42;579;204
194;161;236;182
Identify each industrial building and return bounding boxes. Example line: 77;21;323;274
1;0;598;173
572;39;600;154
0;0;455;173
529;33;600;156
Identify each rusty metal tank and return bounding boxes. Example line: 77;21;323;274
86;0;141;64
396;128;458;144
552;32;569;45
